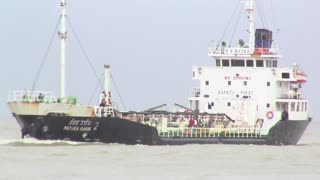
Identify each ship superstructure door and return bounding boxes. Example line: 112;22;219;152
230;99;257;126
243;99;257;126
276;102;289;120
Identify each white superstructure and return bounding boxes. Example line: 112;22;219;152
188;0;309;134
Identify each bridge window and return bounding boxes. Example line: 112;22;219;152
216;59;221;67
231;59;245;67
256;60;264;67
266;60;272;68
222;59;230;67
272;60;278;67
282;73;290;79
305;102;308;112
246;60;254;67
228;81;231;86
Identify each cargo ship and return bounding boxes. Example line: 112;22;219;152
7;0;311;145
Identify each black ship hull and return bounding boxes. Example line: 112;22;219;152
13;113;310;145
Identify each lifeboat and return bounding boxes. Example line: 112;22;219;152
295;72;307;84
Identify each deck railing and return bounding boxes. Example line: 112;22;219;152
209;47;252;55
158;127;266;139
8;91;57;103
208;47;279;56
94;104;117;117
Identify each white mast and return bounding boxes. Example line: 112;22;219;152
59;0;67;100
104;65;111;105
245;0;255;53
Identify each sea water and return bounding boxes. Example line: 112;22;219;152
0;117;319;180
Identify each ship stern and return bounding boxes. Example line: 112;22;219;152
266;119;311;145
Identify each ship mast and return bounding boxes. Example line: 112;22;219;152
59;0;67;100
245;0;255;53
104;65;111;105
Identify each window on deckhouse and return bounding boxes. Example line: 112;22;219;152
266;60;272;67
231;59;245;67
305;102;308;112
222;59;230;67
282;73;290;79
272;60;278;68
216;59;221;67
256;60;264;67
246;60;254;67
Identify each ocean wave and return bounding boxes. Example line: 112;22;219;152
0;138;93;146
297;142;320;147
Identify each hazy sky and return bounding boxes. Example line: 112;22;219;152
1;0;319;120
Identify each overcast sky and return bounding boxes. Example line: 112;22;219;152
1;0;319;120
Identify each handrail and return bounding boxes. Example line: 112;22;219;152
94;105;116;117
8;90;57;103
157;127;266;139
209;47;279;56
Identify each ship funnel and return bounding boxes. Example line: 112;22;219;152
255;29;273;48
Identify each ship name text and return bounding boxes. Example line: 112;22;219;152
63;118;96;132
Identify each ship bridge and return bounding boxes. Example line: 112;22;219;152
208;28;281;69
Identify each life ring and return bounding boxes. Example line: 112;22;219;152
266;111;274;119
